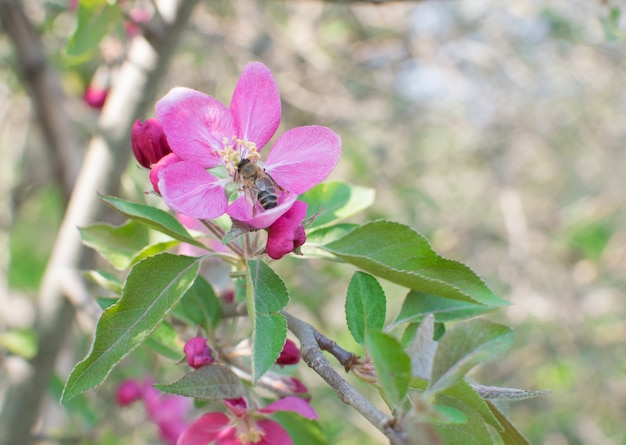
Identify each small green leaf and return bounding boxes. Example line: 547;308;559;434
0;328;38;359
389;291;497;330
66;0;122;58
366;331;411;407
144;321;184;361
80;221;150;270
322;221;509;307
405;313;437;380
434;395;493;445
472;384;551;402
427;319;514;396
345;272;386;345
61;253;200;403
442;380;502;432
155;365;245;400
85;270;123;294
272;412;329;445
485;400;531;445
246;260;289;382
174;276;222;331
100;195;206;249
300;181;375;229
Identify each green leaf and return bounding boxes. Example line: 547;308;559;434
345;272;386;345
272;412;328;445
174;275;222;331
85;270;123;294
442;380;502;432
434;394;493;445
300;224;357;259
100;195;206;249
366;331;411;407
0;328;38;359
66;0;122;58
472;384;551;402
80;221;150;270
322;221;509;307
155;365;245;400
61;253;200;403
144;321;184;361
246;260;289;382
300;181;375;229
389;290;497;330
405;313;437;380
485;400;531;445
427;319;514;396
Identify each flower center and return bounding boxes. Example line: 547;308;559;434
218;136;260;176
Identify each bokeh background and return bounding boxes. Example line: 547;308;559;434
1;1;625;444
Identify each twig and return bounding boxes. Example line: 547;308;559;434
282;311;412;445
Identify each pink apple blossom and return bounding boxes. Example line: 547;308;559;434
154;62;341;228
116;378;192;445
178;396;318;445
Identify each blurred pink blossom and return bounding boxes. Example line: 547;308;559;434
178;396;318;445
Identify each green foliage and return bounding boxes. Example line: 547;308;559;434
246;259;289;382
155;365;245;400
300;181;375;229
345;272;386;345
427;320;514;396
0;328;38;359
174;276;222;332
322;221;509;307
100;195;206;249
61;253;201;403
66;0;122;60
366;331;411;407
79;220;151;269
272;411;329;445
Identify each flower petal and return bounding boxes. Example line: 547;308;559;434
156;87;235;167
226;193;298;229
177;413;230;445
259;396;319;420
264;126;341;194
159;161;228;219
257;419;292;445
230;62;281;150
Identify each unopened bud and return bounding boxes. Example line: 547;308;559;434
276;339;300;366
351;356;377;384
115;379;143;406
183;337;213;369
131;118;172;168
83;86;108;109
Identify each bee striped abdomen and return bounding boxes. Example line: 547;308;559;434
257;190;278;209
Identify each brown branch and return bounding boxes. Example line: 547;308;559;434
0;1;200;444
282;311;412;445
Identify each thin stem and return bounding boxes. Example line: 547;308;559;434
282;311;412;445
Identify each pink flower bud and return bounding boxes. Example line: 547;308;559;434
132;118;172;168
115;379;143;406
83;86;108;109
276;339;300;366
265;201;308;260
183;337;213;369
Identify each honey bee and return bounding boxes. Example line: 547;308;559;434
236;158;285;211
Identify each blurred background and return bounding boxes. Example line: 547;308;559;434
1;1;625;444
